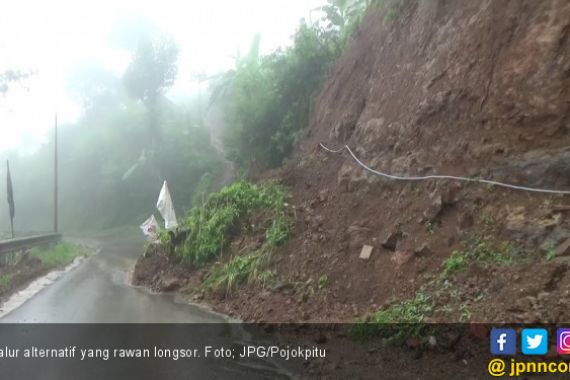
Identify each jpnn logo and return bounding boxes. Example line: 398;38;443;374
490;328;516;356
521;329;548;355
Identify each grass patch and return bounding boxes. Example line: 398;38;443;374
0;273;13;293
352;293;432;342
318;275;329;290
176;181;292;293
203;253;274;294
202;211;290;293
265;218;291;248
442;252;468;275
29;242;83;268
546;247;557;261
179;181;290;264
367;293;432;324
441;237;519;277
483;215;496;228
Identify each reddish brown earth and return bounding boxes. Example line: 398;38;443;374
0;254;48;301
135;0;570;325
132;1;570;376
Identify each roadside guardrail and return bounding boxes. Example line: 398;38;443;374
0;234;62;256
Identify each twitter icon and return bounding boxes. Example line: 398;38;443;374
522;328;548;355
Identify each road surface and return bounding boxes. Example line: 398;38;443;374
1;227;224;323
0;228;295;379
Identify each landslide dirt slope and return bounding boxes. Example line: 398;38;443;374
137;0;570;325
246;0;570;323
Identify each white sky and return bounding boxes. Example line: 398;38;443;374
0;0;323;153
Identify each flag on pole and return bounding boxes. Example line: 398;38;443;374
156;180;178;230
140;214;160;240
6;160;14;219
6;160;15;238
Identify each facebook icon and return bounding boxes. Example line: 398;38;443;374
490;328;517;355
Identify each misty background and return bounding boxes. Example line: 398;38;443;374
0;0;371;234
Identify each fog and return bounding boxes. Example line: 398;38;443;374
0;0;352;236
0;0;322;153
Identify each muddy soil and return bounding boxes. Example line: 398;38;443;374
0;254;48;302
133;1;570;377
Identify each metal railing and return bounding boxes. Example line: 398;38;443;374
0;233;62;256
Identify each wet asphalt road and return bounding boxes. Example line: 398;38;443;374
0;228;225;323
0;228;295;379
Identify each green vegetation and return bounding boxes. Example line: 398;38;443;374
352;293;432;341
204;254;274;293
265;217;291;247
29;242;84;268
483;215;496;228
442;237;519;277
2;1;403;230
191;173;214;208
546;247;557;261
212;25;338;171
2;34;220;231
178;181;290;264
0;273;13;293
318;275;329;290
168;181;293;293
123;35;179;151
210;0;387;172
367;293;432;324
442;252;467;275
383;3;400;22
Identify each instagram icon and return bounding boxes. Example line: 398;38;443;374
557;329;570;354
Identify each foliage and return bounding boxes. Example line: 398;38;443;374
352;293;432;341
29;242;84;268
191;173;213;207
318;275;329;290
210;0;395;173
442;252;467;275
315;0;372;46
158;230;172;245
174;181;291;293
546;247;557;261
383;6;399;22
179;181;289;264
0;274;13;293
441;237;519;277
203;248;278;294
265;217;291;247
204;253;263;293
123;35;179;105
1;67;221;231
368;293;432;324
123;34;179;153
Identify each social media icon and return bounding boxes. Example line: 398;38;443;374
557;328;570;354
490;328;516;355
521;328;548;355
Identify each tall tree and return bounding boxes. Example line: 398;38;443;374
123;35;179;147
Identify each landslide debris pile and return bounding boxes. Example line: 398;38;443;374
137;1;570;323
133;181;292;294
282;0;570;322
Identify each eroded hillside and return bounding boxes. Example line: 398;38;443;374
136;0;570;324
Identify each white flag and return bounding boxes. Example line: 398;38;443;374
140;215;160;240
156;180;178;230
